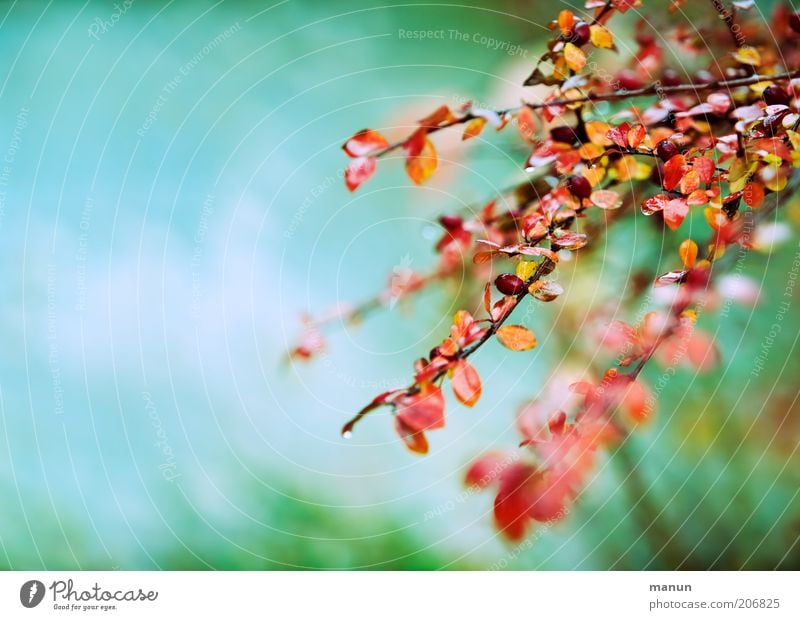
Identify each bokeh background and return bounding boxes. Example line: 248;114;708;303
0;0;797;570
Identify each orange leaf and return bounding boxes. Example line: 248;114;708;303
483;283;492;314
343;129;390;157
462;117;487;141
558;9;575;35
679;239;698;268
590;189;623;210
451;360;482;407
627;124;646;148
406;137;438;185
686;189;708;206
496;325;537;351
680;169;700;195
585;121;613;146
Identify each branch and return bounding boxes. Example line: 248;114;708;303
525;69;800;111
371;69;800;161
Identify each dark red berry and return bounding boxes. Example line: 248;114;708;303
438;214;463;230
790;13;800;33
763;84;791;106
495;274;526;296
616;70;643;91
661;69;681;87
550;125;578;144
656;140;679;162
568;21;590;46
566;175;592;200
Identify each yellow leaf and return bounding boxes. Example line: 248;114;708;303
552;56;569;81
563;42;586;73
590;24;614;49
786;129;800;151
462;117;487;141
496;325;537;351
633;161;653;181
733;46;761;67
515;260;537;281
581;165;606;187
615;155;639;182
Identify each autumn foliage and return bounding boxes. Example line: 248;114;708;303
294;0;800;541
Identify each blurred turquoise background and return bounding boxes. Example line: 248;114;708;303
0;0;797;570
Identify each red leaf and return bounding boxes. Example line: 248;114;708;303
687;331;719;371
465;452;512;488
342;388;404;437
344;157;377;191
394;417;429;454
551;230;588;250
493;463;540;541
548;411;567;436
517;107;537;141
663;198;689;230
419;105;456;129
343;129;390;157
692;156;715;184
744;182;765;209
662;154;686;191
642;193;669;215
606;122;631;149
395;384;445;432
451;359;482;407
404;127;427;157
